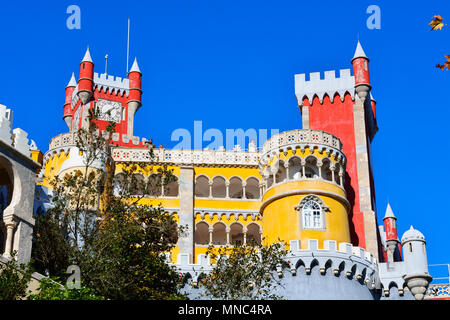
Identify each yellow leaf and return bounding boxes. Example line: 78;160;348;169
430;15;445;30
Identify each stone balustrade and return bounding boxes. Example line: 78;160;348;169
261;129;343;160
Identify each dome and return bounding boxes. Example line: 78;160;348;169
401;226;425;243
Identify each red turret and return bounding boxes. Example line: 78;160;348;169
126;58;142;138
383;203;399;263
77;47;94;104
63;73;77;129
351;41;371;100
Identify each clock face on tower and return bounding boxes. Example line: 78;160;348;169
96;99;122;123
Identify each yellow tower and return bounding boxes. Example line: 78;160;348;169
259;129;351;249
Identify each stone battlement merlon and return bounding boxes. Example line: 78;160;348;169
94;72;130;96
169;238;378;287
295;69;356;105
0;104;36;159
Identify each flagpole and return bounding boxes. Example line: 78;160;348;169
126;18;130;74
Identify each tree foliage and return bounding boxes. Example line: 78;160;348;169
0;252;34;300
31;108;186;299
198;241;288;300
429;15;450;70
28;277;102;300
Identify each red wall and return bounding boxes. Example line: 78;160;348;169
304;93;366;248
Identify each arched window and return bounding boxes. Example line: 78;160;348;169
322;158;333;181
335;163;342;185
245;177;260;199
147;174;162;197
266;175;274;188
212;222;227;245
212;176;226;198
246;223;261;245
303;200;323;229
288;157;302;180
164;176;179;197
296;195;328;230
275;160;287;183
195;176;210;197
194;222;210;245
304;157;319;179
130;173;146;195
230;223;244;244
229;177;243;199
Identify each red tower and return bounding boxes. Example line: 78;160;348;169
383;203;400;263
64;48;146;148
77;48;94;105
295;41;381;260
351;41;371;100
63;73;76;129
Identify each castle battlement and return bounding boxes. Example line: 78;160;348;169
0;104;35;158
169;238;379;289
93;73;130;96
294;69;356;105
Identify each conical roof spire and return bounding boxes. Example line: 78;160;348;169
66;72;77;88
384;203;396;220
352;41;368;62
129;57;141;73
82;47;93;63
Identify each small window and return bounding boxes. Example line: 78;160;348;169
409;243;413;253
302;199;324;229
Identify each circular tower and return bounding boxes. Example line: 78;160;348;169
401;226;432;300
259;129;350;248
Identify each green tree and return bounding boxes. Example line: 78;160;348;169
28;278;102;300
31;108;185;299
198;241;288;300
0;252;34;300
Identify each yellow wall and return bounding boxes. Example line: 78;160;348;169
261;180;350;249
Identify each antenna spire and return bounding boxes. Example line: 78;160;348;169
105;54;109;75
126;18;130;74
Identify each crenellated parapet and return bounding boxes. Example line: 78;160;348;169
0;104;36;158
295;69;356;106
93;72;130;96
170;239;380;299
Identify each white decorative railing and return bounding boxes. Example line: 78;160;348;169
262;129;343;156
425;284;450;299
112;147;260;166
48;132;78;150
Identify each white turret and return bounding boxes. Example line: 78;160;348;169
401;226;432;300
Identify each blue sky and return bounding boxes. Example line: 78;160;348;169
0;1;449;278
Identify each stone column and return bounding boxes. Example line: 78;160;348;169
284;163;290;181
301;105;310;129
330;165;336;183
301;160;306;178
2;216;17;259
243;226;247;246
317;160;323;179
178;166;195;263
208;181;213;199
208;227;213;245
225;181;230;199
226;226;230;245
353;98;379;261
242;181;247;200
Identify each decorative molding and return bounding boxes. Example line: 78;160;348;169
112;147;260;167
